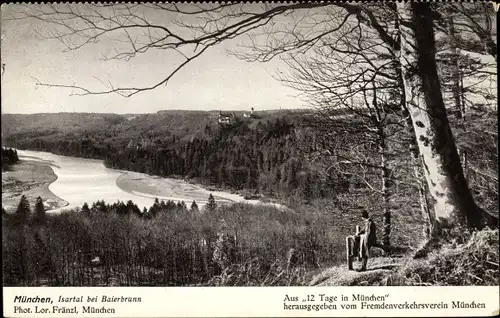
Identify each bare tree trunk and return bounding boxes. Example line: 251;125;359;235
459;71;468;174
173;245;177;283
65;246;70;284
448;16;462;116
192;239;197;283
400;102;434;239
378;126;391;247
162;240;167;285
448;15;468;175
393;14;433;241
397;3;490;233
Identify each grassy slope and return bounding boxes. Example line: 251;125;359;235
311;228;499;286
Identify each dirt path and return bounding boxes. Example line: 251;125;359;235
309;257;402;286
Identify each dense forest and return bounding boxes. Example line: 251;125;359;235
3;194;328;286
2;109;496;287
2;107;498;212
2;111;347;202
3;191;497;286
104;116;334;200
2;186;427;287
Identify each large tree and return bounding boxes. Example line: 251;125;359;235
11;3;497;237
397;2;496;233
272;12;413;247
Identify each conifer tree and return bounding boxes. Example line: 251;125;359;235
177;201;188;211
149;198;161;217
15;195;31;225
82;202;90;214
206;194;217;212
191;200;199;212
33;196;46;225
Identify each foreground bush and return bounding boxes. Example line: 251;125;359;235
3;193;430;286
386;228;499;286
2;200;333;286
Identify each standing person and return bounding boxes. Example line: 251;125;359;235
356;210;383;271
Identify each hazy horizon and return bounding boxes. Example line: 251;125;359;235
1;4;307;114
1;107;311;115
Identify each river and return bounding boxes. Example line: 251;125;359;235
17;150;284;213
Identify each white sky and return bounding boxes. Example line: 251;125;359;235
0;4;306;114
1;4;496;115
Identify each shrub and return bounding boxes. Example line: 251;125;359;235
386;228;499;286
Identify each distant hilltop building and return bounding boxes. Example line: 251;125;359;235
126;136;155;149
218;111;236;125
218;108;255;125
243;107;254;118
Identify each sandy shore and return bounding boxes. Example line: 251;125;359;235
2;157;68;212
116;171;288;209
116;171;241;205
6;150;287;212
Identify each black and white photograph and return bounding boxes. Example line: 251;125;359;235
1;0;498;304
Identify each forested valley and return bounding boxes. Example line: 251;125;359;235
2;106;497;211
2;104;498;286
2;2;498;288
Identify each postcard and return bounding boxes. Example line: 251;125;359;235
2;2;498;317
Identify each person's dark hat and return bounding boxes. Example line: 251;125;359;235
361;210;369;219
